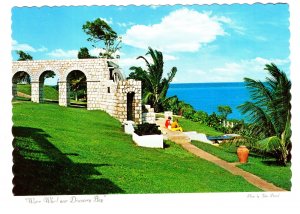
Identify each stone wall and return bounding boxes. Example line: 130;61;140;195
142;105;156;124
12;59;143;124
114;79;142;124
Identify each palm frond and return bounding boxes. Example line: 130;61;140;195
238;101;277;136
256;136;281;152
244;78;273;107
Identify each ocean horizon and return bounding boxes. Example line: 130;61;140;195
167;82;250;120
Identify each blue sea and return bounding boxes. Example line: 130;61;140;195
166;82;250;120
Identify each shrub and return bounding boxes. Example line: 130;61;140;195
191;110;208;123
135;123;161;136
180;103;195;119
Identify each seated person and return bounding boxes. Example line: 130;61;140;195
171;119;183;132
165;116;172;129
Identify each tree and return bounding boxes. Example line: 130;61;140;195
16;50;33;61
218;105;232;120
15;50;33;83
82;18;121;59
128;47;177;112
68;71;86;101
77;47;97;59
238;63;291;165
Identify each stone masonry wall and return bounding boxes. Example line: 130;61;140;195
12;59;143;124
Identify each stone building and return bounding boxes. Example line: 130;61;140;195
12;58;142;124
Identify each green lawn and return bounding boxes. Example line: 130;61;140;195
15;84;86;105
191;141;292;190
17;84;59;100
12;102;261;195
156;113;223;136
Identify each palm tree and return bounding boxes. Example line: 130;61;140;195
128;47;177;112
238;63;291;165
68;71;87;101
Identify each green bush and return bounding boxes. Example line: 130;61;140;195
134;123;161;136
191;110;208;123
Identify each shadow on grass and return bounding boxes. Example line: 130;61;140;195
12;126;124;195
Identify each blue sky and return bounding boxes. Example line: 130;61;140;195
11;4;290;84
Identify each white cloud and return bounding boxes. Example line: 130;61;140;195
117;22;135;28
119;57;145;69
12;40;48;52
177;57;290;83
122;8;228;53
212;15;232;24
164;54;178;61
119;53;177;69
209;57;290;82
47;49;78;59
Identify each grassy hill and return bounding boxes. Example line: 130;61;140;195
12;102;261;195
17;84;59;100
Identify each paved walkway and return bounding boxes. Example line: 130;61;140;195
156;118;286;192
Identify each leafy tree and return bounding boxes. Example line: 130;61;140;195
68;71;87;101
238;63;291;165
14;50;33;83
218;105;232;120
128;47;177;112
82;18;121;59
162;95;179;114
207;112;221;128
193;110;209;124
78;47;97;59
179;102;195;119
16;50;33;61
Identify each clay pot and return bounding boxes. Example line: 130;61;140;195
237;145;249;163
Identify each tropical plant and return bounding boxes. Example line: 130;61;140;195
217;105;232;120
163;95;181;114
238;63;291;165
128;47;177;112
78;47;97;59
68;71;87;101
192;110;209;124
82;18;121;59
180;102;196;119
15;50;33;83
207;112;223;131
16;50;33;61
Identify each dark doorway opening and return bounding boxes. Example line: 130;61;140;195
127;92;135;121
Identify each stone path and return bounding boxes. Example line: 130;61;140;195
156;118;286;192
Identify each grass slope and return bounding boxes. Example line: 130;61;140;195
191;141;292;190
17;84;59;100
12;102;261;195
156;113;222;136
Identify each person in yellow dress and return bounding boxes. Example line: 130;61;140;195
171;119;183;132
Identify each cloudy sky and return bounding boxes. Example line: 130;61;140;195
11;4;290;84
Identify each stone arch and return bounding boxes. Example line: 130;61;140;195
36;69;60;103
36;67;61;82
12;67;32;79
62;66;91;82
12;70;31;99
64;70;87;107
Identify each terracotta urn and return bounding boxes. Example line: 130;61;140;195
237;145;249;163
